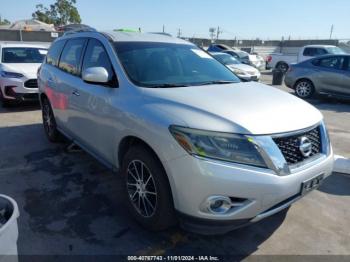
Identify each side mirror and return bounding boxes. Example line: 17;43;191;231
82;67;109;84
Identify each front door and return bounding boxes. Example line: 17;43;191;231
68;38;119;164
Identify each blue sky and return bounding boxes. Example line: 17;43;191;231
1;0;349;40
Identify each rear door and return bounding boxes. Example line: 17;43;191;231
56;38;87;136
68;38;119;163
312;56;346;95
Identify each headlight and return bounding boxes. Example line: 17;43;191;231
169;126;267;168
0;71;24;78
230;68;246;75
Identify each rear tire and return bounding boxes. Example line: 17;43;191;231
294;79;315;99
121;145;176;231
276;62;289;73
42;97;61;143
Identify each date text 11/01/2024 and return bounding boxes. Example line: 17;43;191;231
127;256;220;261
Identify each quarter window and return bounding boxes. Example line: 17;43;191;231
303;48;327;57
46;40;66;67
58;38;86;75
82;39;116;83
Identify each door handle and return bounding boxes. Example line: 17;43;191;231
72;90;80;97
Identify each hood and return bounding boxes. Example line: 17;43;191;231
142;82;322;135
1;63;41;78
228;63;259;73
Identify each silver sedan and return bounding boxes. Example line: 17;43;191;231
285;54;350;99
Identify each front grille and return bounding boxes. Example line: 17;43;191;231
24;79;38;89
273;126;322;165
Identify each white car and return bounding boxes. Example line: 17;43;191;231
211;52;261;81
0;43;48;107
266;45;346;72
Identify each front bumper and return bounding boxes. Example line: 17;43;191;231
165;149;333;234
284;74;296;89
238;73;261;82
0;77;38;101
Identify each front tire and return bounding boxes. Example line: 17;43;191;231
42;98;61;142
0;89;12;108
121;145;176;231
294;79;315;99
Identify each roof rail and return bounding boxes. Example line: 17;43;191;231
149;32;172;37
63;27;97;36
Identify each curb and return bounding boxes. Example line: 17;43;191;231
334;155;350;175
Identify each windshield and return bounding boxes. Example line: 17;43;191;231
1;47;48;63
114;42;240;87
213;54;240;65
236;51;250;59
326;47;346;55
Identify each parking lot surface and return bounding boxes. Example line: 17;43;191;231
0;76;349;259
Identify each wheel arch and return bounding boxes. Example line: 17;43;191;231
39;92;49;104
117;135;176;206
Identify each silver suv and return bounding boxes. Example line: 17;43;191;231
38;31;334;234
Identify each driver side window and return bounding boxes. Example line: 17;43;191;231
82;38;116;84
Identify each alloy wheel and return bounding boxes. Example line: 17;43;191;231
126;160;157;218
296;81;312;98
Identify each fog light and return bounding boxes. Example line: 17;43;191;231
207;196;232;214
4;86;17;98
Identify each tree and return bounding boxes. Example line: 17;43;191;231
32;0;81;26
0;16;11;25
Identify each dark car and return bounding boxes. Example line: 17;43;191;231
285;54;350;99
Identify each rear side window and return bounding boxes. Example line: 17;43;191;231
59;38;86;75
317;57;345;70
46;40;66;67
303;48;315;56
82;39;116;83
303;48;327;57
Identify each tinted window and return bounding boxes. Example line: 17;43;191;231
2;47;47;63
114;42;239;87
59;38;86;75
82;39;115;83
303;48;315;56
304;48;328;57
47;40;66;66
224;51;240;59
315;48;327;55
213;54;240;65
318;57;345;70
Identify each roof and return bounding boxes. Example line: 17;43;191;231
103;31;191;44
209;52;230;56
61;30;192;45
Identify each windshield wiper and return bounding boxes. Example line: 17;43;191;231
195;80;237;86
146;83;190;88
